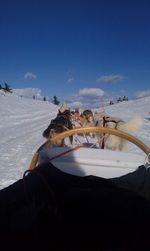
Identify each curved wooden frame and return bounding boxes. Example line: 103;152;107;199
29;127;150;170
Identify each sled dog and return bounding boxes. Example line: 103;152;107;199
82;110;143;151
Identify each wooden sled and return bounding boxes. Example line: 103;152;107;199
29;127;150;178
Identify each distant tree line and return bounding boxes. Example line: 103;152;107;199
0;82;61;105
117;96;128;102
109;96;129;105
42;95;60;104
32;95;60;104
0;82;12;93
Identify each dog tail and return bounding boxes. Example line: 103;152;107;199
118;115;143;133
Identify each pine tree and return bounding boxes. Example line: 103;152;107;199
52;96;60;105
3;82;12;93
43;96;46;101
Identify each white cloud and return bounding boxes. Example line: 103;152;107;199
67;78;74;83
96;74;127;83
69;101;83;109
63;88;105;109
24;72;37;80
79;88;104;98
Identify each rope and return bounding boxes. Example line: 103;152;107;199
49;145;83;161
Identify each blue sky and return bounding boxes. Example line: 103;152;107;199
1;0;150;107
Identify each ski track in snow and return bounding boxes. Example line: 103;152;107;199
0;93;150;189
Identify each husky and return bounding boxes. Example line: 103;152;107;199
102;115;143;151
81;110;143;151
42;109;73;144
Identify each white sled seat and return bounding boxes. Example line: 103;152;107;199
39;146;145;178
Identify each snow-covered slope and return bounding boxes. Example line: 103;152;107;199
0;91;150;189
0;92;58;188
104;96;150;148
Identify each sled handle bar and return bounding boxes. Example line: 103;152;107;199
29;127;150;170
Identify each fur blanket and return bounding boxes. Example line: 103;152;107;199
0;162;150;251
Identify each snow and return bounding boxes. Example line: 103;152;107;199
0;90;150;189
